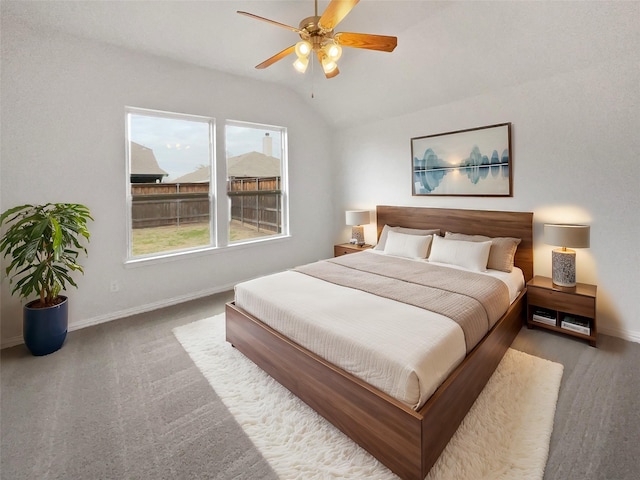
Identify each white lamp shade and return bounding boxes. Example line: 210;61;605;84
295;41;311;57
321;55;338;74
345;210;370;226
324;42;342;60
293;56;309;73
544;224;590;248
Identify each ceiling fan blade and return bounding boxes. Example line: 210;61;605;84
335;32;397;52
319;0;360;31
237;11;301;33
255;45;296;69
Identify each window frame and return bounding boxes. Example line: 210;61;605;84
125;106;217;263
225;119;290;246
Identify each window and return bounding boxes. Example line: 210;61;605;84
126;107;215;259
225;121;288;243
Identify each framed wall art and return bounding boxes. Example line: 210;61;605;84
411;122;512;196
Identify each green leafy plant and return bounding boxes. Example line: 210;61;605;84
0;203;92;307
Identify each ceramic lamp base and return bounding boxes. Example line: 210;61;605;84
552;248;576;287
351;225;365;246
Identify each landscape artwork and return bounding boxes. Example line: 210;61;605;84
411;123;512;196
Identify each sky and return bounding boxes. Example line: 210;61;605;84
129;112;283;180
226;123;283;160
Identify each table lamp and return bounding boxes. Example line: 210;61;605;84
345;210;370;246
543;224;590;287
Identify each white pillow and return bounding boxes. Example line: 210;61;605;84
428;235;491;271
444;231;521;273
374;225;440;250
384;230;433;259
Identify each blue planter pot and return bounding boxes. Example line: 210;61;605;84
23;296;68;356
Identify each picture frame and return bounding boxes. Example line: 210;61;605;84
411;122;512;196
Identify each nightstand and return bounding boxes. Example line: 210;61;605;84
334;243;373;257
526;275;597;347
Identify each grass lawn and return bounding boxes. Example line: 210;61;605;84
132;221;276;255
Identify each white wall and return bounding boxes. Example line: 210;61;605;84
332;57;640;340
0;21;335;345
2;6;638;346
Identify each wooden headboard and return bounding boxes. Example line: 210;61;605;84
376;205;534;282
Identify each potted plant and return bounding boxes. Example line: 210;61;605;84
0;203;92;355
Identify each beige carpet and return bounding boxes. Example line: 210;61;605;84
174;314;563;480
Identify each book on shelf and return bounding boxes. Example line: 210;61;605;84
532;308;556;326
533;315;557;326
561;315;591;335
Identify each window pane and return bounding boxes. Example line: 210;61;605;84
226;122;286;243
128;109;214;257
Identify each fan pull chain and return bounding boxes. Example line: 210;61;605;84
311;57;315;98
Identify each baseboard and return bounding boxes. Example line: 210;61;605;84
4;285;639;348
599;325;640;344
1;282;236;350
1;335;23;349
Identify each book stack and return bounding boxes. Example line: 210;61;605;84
561;315;591;335
532;308;557;327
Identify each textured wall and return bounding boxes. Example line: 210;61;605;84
332;12;640;341
0;20;334;345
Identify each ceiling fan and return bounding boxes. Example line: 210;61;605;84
237;0;397;79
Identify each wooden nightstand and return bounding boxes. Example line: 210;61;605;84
334;243;373;257
526;275;597;347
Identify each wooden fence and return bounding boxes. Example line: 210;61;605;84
131;179;281;232
131;183;209;228
227;177;281;234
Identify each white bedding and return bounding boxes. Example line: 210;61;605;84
233;252;524;410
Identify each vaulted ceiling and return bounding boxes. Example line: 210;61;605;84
2;1;634;128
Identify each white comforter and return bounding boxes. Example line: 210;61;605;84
234;254;524;410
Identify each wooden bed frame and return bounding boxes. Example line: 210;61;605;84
225;206;533;480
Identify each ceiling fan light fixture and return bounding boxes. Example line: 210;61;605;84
321;55;338;74
238;0;397;79
293;56;309;73
295;40;312;58
325;42;342;61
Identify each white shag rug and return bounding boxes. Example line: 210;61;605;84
173;314;563;480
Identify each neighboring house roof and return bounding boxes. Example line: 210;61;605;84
172;166;210;183
227;152;280;178
168;151;281;183
171;152;281;182
130;142;168;177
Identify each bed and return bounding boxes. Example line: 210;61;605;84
225;206;533;480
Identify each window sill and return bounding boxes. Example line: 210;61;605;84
125;234;292;268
